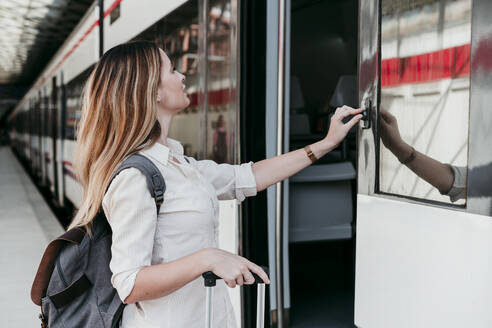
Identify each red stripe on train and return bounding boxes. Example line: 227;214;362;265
381;44;471;88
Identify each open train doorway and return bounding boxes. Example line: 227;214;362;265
288;0;359;326
240;0;359;325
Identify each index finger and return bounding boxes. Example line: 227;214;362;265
339;107;362;119
247;262;270;284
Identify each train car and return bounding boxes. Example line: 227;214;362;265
7;0;492;327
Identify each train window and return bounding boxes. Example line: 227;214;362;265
135;0;239;164
65;67;93;140
39;96;44;137
379;0;471;205
164;5;203;159
34;99;40;137
110;3;120;25
43;94;49;138
135;1;204;159
205;0;237;164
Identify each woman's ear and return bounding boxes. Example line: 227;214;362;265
157;94;162;103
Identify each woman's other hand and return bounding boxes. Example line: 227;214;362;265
201;248;270;288
324;106;363;148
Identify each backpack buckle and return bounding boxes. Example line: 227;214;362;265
154;189;164;205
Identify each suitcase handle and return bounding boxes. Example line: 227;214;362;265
203;266;269;328
202;266;269;287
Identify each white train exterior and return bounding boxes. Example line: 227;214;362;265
7;0;492;327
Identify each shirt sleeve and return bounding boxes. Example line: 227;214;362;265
185;157;258;203
441;165;467;202
101;167;157;303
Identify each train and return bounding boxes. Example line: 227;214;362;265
7;0;492;327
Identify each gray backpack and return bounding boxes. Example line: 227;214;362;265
31;153;166;328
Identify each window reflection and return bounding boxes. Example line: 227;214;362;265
65;68;92;141
379;0;471;204
206;0;236;164
137;0;238;163
164;21;203;159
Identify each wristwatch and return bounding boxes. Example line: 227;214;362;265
304;145;318;163
399;147;416;164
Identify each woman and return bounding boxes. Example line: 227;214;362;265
69;41;362;327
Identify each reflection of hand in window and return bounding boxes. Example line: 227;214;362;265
379;109;465;201
380;109;408;160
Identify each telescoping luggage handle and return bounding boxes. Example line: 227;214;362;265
202;266;269;328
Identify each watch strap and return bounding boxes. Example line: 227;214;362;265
304;145;317;163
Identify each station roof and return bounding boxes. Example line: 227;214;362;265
0;0;93;124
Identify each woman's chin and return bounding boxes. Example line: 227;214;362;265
177;101;190;112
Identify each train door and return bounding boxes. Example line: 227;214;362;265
30;98;36;175
28;100;34;165
355;0;492;327
51;76;59;200
36;93;42;180
288;1;359;326
262;0;359;326
57;73;66;207
41;88;49;186
45;86;51;189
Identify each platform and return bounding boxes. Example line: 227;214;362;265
0;146;64;327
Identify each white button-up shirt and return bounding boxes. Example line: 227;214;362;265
444;165;467;202
101;138;257;328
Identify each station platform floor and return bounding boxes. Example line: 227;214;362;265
0;146;64;327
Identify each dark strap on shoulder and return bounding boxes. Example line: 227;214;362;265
108;153;166;213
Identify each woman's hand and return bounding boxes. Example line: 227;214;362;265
250;106;361;192
323;106;363;149
201;248;270;288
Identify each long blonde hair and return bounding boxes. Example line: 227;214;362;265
69;41;162;230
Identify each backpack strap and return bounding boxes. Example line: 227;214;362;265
108;153;166;213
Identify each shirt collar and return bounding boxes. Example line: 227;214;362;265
140;137;184;166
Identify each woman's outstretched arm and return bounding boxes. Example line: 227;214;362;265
252;106;363;192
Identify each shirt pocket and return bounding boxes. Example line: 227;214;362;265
160;182;213;216
157;182;216;245
190;169;221;222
